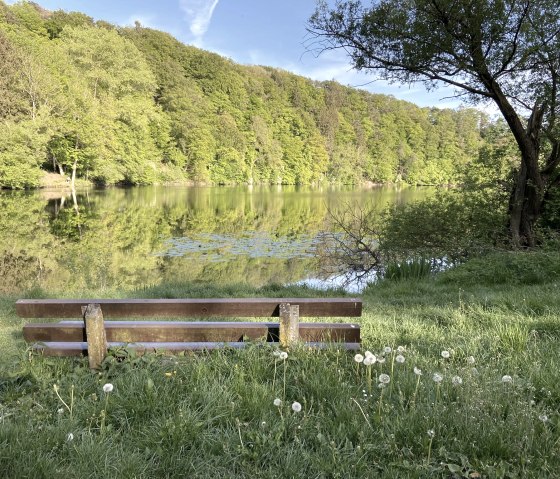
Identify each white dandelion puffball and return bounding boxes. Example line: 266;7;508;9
279;351;288;360
396;354;405;364
379;373;390;384
273;398;282;407
66;433;74;442
467;356;475;364
273;350;281;357
383;346;392;354
397;345;405;353
502;375;513;383
363;355;376;366
413;367;422;376
102;383;114;393
452;376;463;385
441;350;450;359
377;357;386;364
57;408;64;415
432;373;443;383
377;382;386;389
539;414;549;423
427;429;435;438
291;401;302;413
364;350;374;358
354;353;364;363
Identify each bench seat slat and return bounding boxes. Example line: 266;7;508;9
16;298;362;318
31;341;362;356
23;321;361;343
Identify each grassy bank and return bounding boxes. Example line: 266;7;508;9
1;252;559;478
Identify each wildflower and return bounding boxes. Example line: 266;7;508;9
279;352;288;360
467;356;475;364
427;429;435;438
273;398;282;407
502;375;513;383
397;346;405;353
364;350;374;358
273;350;281;357
539;414;548;423
379;373;390;384
432;373;443;383
383;346;392;354
57;408;64;415
164;372;173;377
396;354;405;364
377;382;386;388
363;355;376;366
66;433;74;442
452;376;463;385
377;357;386;364
354;353;364;363
291;401;302;413
441;350;450;359
413;367;422;376
102;383;114;393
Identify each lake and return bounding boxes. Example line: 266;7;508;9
0;185;431;294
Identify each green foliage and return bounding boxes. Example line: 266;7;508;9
383;257;435;282
379;188;508;261
0;2;509;189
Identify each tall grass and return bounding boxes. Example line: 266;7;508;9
0;251;559;478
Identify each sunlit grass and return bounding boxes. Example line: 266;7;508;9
1;251;559;478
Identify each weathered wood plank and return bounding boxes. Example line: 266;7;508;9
82;304;107;370
16;298;362;318
279;303;299;347
30;340;362;356
23;321;361;343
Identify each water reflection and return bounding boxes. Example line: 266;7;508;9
0;185;431;294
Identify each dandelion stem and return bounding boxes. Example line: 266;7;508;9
378;387;384;419
53;385;72;416
389;351;395;399
426;435;434;465
283;358;287;399
351;398;373;430
236;418;244;449
272;360;277;393
412;375;421;407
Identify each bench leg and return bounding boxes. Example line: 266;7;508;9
279;303;299;347
82;303;107;370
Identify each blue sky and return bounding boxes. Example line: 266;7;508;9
14;0;466;109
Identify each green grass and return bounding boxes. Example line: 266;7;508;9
1;252;560;478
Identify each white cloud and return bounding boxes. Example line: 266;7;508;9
179;0;220;45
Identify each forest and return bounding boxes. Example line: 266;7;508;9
0;1;509;189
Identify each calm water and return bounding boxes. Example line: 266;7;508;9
0;185;430;294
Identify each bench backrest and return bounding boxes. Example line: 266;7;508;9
16;298;362;318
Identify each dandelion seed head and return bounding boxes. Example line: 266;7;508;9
539;414;548;423
364;350;374;358
279;352;288;360
383;346;392;354
397;346;405;353
273;398;282;407
502;375;513;383
379;373;390;384
377;357;386;364
441;350;450;359
396;354;405;364
354;353;364;363
452;376;463;385
363;355;376;366
427;429;435;438
57;408;64;415
467;356;475;364
102;383;114;393
413;367;422;376
273;350;281;357
432;373;443;383
377;382;386;389
291;401;302;413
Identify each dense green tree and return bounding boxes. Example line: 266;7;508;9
309;0;560;247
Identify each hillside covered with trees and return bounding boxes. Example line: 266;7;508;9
0;1;498;189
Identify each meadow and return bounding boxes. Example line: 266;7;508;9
1;251;559;478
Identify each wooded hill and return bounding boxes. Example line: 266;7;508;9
0;1;494;188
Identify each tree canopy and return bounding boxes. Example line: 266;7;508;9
309;0;560;246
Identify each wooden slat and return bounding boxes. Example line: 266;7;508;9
23;321;361;343
16;298;362;318
31;340;362;356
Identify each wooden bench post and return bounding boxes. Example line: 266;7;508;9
82;303;107;370
279;303;299;347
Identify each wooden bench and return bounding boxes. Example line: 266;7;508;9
18;298;362;369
